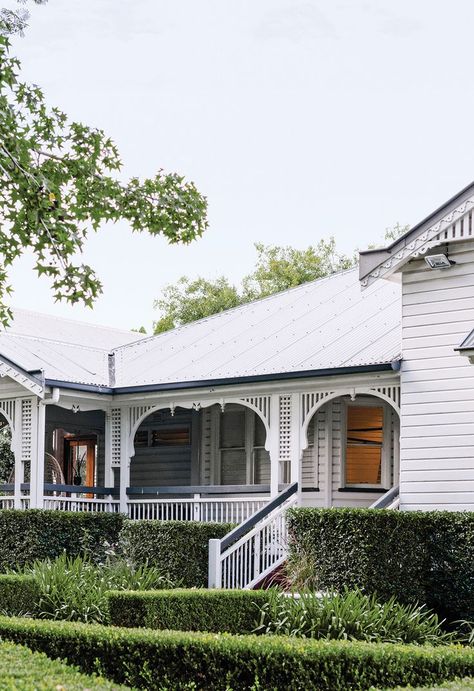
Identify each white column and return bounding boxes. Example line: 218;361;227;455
119;406;130;515
324;403;333;508
289;393;301;487
30;400;45;509
269;394;280;497
13;401;22;509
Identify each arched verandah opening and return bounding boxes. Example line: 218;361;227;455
300;392;400;509
128;403;271;521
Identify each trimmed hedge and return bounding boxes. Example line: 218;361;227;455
120;520;232;587
287;507;474;622
0;510;124;571
0;575;40;616
0;511;232;588
0;641;129;690
107;589;270;633
1;617;474;690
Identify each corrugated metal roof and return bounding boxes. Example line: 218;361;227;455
113;267;401;388
1;309;143;386
1;270;402;390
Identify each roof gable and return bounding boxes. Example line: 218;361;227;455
359;181;474;288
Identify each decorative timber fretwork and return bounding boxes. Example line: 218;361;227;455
0;360;43;397
361;196;474;288
111;408;122;467
0;399;15;429
370;385;400;410
20;399;33;464
301;391;334;424
129;405;156;432
240;396;271;426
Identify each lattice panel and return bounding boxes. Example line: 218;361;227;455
371;385;400;409
111;408;122;467
0;399;15;429
301;391;333;423
241;396;271;425
278;395;292;463
20;399;32;462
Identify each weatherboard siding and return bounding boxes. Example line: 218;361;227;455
400;242;474;510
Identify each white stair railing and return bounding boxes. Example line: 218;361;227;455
208;483;298;590
369;485;400;510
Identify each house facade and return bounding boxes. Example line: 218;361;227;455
1;182;474;525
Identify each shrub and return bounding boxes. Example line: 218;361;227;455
0;575;40;616
287;508;474;622
120;520;232;587
1;616;474;690
0;509;124;571
107;589;271;633
256;588;451;645
0;641;129;690
18;553;170;624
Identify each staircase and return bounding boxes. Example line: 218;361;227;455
208;483;298;589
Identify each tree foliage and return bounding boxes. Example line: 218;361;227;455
152;224;409;333
0;34;207;325
153;238;356;333
242;240;356;301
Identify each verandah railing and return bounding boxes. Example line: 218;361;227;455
0;483;271;522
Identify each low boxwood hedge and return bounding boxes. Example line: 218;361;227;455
107;589;270;633
0;641;129;690
0;575;40;615
287;507;474;622
120;520;232;587
1;616;474;690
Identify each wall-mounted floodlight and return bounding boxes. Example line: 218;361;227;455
424;254;455;270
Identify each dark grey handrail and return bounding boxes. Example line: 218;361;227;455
126;484;271;496
370;485;399;509
220;482;298;551
0;484;30;492
43;484;116;496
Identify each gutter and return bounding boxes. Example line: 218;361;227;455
44;361;400;396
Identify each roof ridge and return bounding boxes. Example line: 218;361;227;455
9;307;142;338
113;266;359;354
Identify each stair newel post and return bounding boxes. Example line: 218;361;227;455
208;538;222;588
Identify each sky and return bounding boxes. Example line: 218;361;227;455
5;0;474;331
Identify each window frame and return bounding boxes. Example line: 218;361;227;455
341;398;391;491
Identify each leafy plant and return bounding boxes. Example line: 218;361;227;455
18;552;171;624
0;34;207;325
255;588;452;645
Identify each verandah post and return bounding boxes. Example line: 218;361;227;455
269;394;280;497
119;406;130;515
29;399;45;509
208;538;222;588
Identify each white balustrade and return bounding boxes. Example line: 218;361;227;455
127;497;268;523
43;496;119;513
0;496;14;509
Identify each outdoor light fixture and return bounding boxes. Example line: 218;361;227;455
424;253;455;270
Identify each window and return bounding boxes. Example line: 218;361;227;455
345;405;384;487
217;407;270;485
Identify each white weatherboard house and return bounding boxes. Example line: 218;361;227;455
1;182;474;587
